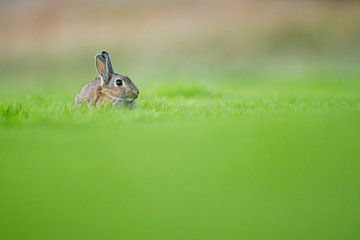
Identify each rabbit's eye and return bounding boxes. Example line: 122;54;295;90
115;79;123;86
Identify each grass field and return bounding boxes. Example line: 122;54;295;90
1;58;360;239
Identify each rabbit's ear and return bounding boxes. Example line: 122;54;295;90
95;52;111;83
101;50;113;74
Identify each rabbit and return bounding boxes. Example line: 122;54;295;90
75;50;139;107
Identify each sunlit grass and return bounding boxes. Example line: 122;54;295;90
1;66;360;240
0;84;359;126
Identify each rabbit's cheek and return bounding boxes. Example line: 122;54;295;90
115;87;127;97
101;88;123;99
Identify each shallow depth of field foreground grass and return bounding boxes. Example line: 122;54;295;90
1;71;360;239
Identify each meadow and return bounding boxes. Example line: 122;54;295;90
1;55;360;240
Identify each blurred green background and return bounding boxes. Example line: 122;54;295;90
0;0;360;239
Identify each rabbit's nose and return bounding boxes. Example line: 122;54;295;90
128;89;139;99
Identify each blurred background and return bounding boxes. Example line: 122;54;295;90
0;0;359;93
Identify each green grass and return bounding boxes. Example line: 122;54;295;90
1;67;360;240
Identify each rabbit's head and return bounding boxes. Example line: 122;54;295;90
95;50;139;105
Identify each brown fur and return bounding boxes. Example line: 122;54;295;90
74;51;139;107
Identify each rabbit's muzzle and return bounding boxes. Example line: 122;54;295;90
126;89;139;102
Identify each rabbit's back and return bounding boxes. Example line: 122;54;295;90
75;78;102;106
